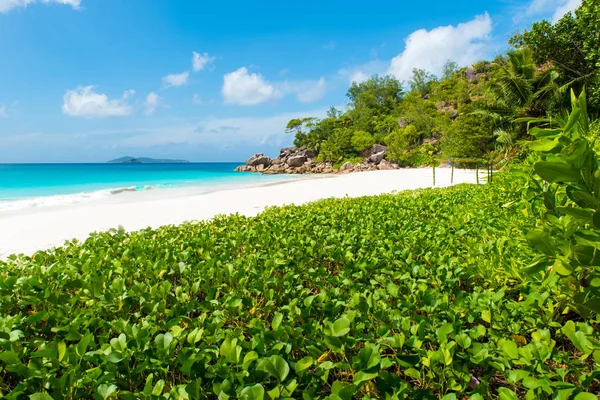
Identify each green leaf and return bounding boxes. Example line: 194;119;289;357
29;394;54;400
331;317;351;337
240;384;265;400
497;387;519;400
562;321;593;355
573;393;598;400
502;340;519;359
97;384;118;400
534;162;581;183
594;209;600;230
295;356;314;373
436;323;454;343
356;343;381;370
528;137;559;151
155;332;173;350
76;334;93;357
272;312;283;331
556;206;593;222
353;371;378;385
526;230;555;256
441;394;457;400
269;355;290;381
57;342;67;362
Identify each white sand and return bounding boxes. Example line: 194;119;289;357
0;168;480;258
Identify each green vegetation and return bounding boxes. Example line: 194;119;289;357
1;168;599;398
2;2;600;399
284;0;600;168
522;90;600;318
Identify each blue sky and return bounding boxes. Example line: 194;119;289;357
0;0;581;162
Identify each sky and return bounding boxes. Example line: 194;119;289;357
0;0;582;163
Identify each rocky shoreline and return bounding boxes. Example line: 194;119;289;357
235;144;401;174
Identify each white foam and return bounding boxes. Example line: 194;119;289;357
0;186;149;212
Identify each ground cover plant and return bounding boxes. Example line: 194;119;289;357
1;172;598;399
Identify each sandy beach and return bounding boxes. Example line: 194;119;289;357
0;168;479;258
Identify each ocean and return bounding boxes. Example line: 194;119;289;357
0;163;301;211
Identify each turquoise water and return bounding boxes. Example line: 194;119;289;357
0;163;298;210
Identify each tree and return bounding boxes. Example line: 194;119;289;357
319;127;355;162
409;68;438;97
510;0;600;113
443;107;494;160
346;75;403;112
386;125;419;161
401;92;450;139
442;61;460;80
482;47;560;152
351;130;375;152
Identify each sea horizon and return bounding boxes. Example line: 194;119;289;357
0;162;301;211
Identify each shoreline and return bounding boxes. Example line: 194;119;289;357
0;168;478;259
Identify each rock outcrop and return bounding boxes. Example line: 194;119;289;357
235;144;401;174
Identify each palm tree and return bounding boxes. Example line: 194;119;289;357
482;47;561;157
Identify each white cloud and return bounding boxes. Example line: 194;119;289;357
551;0;581;21
387;13;492;82
62;86;134;118
222;67;327;105
521;0;581;22
222;67;282;105
0;106;6;117
144;92;159;115
282;77;327;103
162;71;189;88
192;51;215;71
0;0;81;13
192;94;202;104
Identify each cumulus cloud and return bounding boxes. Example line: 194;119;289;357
387;13;492;82
551;0;581;21
162;71;189;88
144;92;159;115
0;0;81;13
222;67;282;105
62;86;134;118
192;51;215;71
521;0;581;22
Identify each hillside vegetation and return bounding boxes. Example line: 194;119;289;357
283;1;600;169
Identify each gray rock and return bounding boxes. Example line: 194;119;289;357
362;143;388;158
339;162;354;172
246;153;272;167
450;110;458;119
287;155;307;167
378;159;394;170
280;146;296;157
368;151;386;164
466;66;476;82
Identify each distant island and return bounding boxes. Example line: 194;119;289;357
107;156;190;164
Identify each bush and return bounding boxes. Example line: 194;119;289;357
0;174;598;398
350;130;375;152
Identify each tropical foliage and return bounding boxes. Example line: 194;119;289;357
1;173;599;399
522;90;600;317
285;0;600;168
